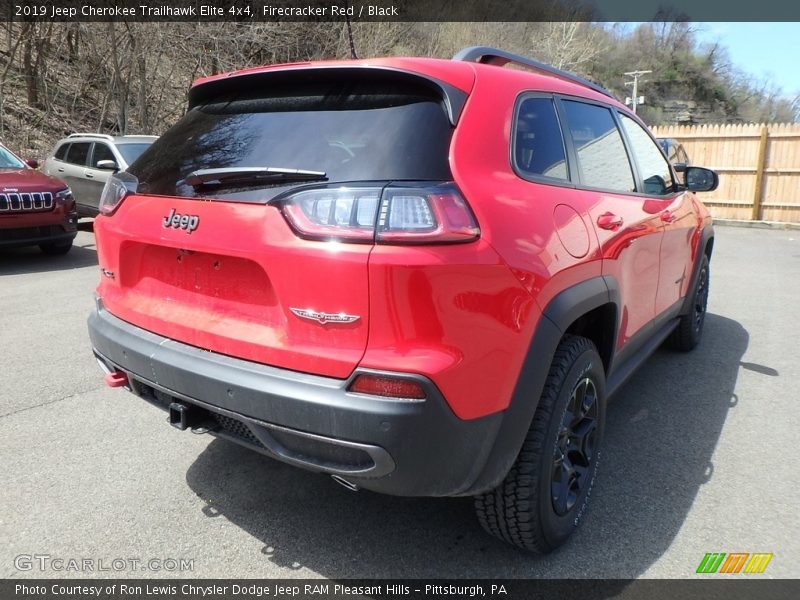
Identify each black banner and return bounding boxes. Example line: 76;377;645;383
2;580;798;600
2;0;800;22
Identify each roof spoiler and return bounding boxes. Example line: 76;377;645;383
188;66;469;126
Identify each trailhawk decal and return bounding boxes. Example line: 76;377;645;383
289;308;360;325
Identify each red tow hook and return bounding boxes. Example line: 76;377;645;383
104;370;129;388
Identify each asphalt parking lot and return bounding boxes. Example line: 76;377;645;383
1;224;798;579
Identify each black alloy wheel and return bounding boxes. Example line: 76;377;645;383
551;377;599;516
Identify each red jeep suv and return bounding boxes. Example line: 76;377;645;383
88;47;717;552
1;142;77;254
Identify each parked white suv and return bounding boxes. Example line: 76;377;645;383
43;133;157;216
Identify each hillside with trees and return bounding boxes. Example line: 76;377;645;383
1;21;798;159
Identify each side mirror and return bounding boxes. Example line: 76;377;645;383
672;162;687;173
96;159;119;172
684;166;718;192
25;158;39;169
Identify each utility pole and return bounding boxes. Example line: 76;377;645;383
624;70;651;114
344;0;358;59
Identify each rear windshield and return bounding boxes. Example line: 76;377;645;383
129;80;454;201
116;143;153;167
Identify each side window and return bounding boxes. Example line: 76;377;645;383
65;142;90;166
560;100;635;193
620;114;675;196
92;143;116;167
54;143;70;161
513;97;568;181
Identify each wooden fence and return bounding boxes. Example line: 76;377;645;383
651;123;800;223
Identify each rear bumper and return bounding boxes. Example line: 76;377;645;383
88;303;505;497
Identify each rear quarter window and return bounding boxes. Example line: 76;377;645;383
513;96;569;182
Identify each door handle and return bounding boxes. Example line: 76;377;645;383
84;172;94;179
57;168;64;172
597;212;623;230
660;210;677;223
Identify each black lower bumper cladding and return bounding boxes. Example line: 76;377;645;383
88;302;503;496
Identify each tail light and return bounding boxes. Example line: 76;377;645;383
277;182;479;244
99;172;138;215
280;186;380;242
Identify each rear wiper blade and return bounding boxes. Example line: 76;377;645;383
184;167;327;188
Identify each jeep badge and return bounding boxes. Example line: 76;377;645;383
162;208;199;233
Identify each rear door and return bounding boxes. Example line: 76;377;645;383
558;98;663;353
97;72;458;378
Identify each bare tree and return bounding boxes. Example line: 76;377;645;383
1;21;797;159
533;22;605;72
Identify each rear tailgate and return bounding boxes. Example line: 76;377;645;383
95;194;370;378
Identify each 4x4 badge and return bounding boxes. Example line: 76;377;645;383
290;308;360;325
163;208;199;233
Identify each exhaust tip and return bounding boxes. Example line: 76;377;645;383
331;474;359;492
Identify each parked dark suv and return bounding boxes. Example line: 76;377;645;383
0;141;77;254
88;47;718;552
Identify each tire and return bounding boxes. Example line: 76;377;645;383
668;254;709;352
474;334;606;553
39;240;73;255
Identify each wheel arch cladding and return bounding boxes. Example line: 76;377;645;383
704;233;714;259
463;276;618;495
681;225;714;316
543;276;619;374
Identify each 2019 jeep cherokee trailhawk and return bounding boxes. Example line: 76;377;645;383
88;47;718;553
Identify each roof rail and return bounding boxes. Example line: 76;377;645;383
68;133;115;141
453;46;614;99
